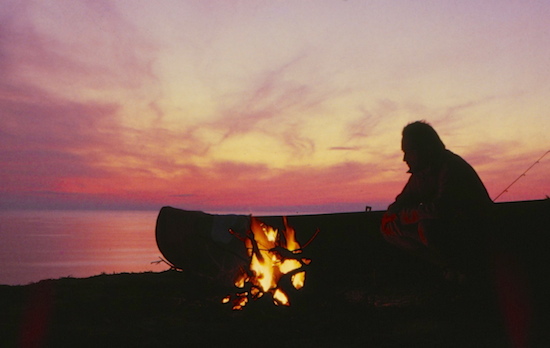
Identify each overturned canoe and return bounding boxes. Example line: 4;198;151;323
155;199;549;291
155;207;384;288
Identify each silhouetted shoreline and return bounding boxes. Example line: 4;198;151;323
0;271;504;347
1;267;548;347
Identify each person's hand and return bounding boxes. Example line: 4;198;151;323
380;212;398;236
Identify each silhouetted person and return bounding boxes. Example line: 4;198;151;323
381;121;493;283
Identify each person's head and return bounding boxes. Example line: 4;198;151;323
401;121;446;172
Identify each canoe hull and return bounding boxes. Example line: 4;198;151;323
155;199;550;293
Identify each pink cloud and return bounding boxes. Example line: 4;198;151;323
152;159;400;214
0;86;121;196
0;1;159;96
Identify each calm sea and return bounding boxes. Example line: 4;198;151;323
0;210;168;286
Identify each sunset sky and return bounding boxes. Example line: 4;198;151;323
1;0;548;214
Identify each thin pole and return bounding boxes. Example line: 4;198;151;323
493;150;550;202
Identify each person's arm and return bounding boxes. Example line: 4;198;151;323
381;175;421;236
387;174;418;215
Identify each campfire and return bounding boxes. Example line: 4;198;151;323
222;216;316;310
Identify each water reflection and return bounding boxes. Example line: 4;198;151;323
0;210;168;285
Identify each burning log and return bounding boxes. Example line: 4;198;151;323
221;216;315;309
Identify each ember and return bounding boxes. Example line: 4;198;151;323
223;216;314;310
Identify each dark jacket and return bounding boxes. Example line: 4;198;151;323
388;150;493;221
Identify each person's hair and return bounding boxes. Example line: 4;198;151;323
402;120;446;153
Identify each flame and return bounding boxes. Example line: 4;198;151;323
224;216;312;310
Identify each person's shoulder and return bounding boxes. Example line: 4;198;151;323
443;149;467;163
442;149;477;172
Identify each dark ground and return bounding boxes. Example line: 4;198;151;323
1;265;548;348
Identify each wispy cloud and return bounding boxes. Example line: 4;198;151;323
329;146;361;151
0;1;159;100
